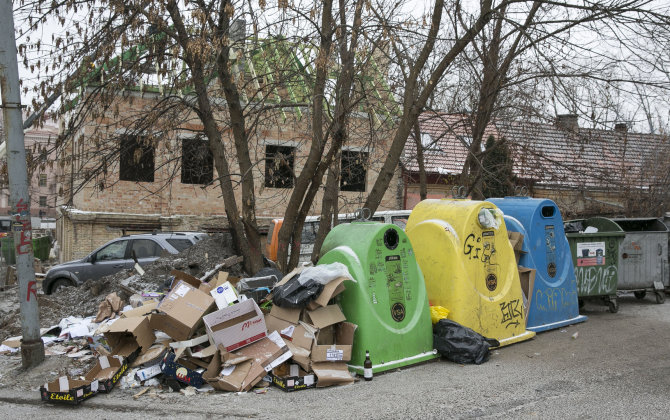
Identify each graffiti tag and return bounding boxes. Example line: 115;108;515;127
500;299;523;329
575;266;618;295
534;287;577;312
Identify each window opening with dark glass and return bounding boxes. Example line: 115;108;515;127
120;135;155;182
39;196;47;207
265;145;295;188
340;150;368;192
182;137;213;184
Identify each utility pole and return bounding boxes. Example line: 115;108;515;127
0;0;45;368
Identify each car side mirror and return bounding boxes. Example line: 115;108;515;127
89;254;96;264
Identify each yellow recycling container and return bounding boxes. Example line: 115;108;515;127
406;199;535;347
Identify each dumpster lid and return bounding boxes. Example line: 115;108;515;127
610;218;669;232
564;217;625;237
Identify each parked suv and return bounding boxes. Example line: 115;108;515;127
43;232;207;294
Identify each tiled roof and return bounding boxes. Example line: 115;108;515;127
402;113;670;190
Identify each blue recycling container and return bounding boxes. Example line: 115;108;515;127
487;197;587;332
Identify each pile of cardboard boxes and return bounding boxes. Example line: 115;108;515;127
40;266;357;404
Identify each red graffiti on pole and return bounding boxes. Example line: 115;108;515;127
13;198;33;255
27;281;37;302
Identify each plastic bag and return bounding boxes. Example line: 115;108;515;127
430;306;450;325
433;319;499;364
272;262;354;308
298;262;355;286
478;207;502;229
271;274;324;308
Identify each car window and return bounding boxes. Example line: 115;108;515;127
96;240;128;261
301;222;319;244
132;239;163;258
392;216;409;230
166;238;195;252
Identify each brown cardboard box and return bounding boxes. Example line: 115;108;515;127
311;322;356;363
518;266;536;318
312;362;354;387
104;316;155;359
508;231;525;251
264;314;315;352
120;300;159;318
151;280;215;341
203;299;267;351
203;347;254;392
170;269;215;294
306;277;346;310
84;355;127;393
232;332;291;391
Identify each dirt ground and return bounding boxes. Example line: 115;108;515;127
0;233;243;338
0;294;669;418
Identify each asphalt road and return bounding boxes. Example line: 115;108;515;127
1;293;669;419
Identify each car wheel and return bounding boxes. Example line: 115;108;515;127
50;278;73;294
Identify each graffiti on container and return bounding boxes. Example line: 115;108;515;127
534;287;577;312
575;266;618;295
464;233;496;264
500;299;523;328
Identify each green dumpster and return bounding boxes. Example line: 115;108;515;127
318;221;437;375
565;217;625;313
1;235;52;264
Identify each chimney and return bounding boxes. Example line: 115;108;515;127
555;114;579;131
230;19;246;43
614;122;628;133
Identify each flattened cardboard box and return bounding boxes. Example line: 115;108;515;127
306;277;346;310
312;362;354;388
160;350;206;388
151;280;215;341
233;333;291;392
104;316;155;360
203;299;267;352
264;314;314;351
203;347;253;392
518;266;536;318
84;355;128;393
40;377;95;405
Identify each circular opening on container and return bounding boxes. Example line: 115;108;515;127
383;228;399;250
622;253;628;259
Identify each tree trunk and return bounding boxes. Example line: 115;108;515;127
364;0;494;214
412;119;427;201
311;153;341;263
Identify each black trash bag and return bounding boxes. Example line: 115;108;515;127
272;274;324;309
433;319;500;365
563;221;583;233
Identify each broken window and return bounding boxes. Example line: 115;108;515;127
119;135;155;182
181;137;213;185
265;145;295;188
340;150;368;192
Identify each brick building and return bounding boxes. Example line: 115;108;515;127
0;114;59;225
56;89;402;261
401;113;670;218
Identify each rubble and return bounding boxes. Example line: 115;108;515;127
1;236;369;404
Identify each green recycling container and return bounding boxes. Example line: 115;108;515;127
1;235;51;264
318;222;437;375
565;217;625;313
